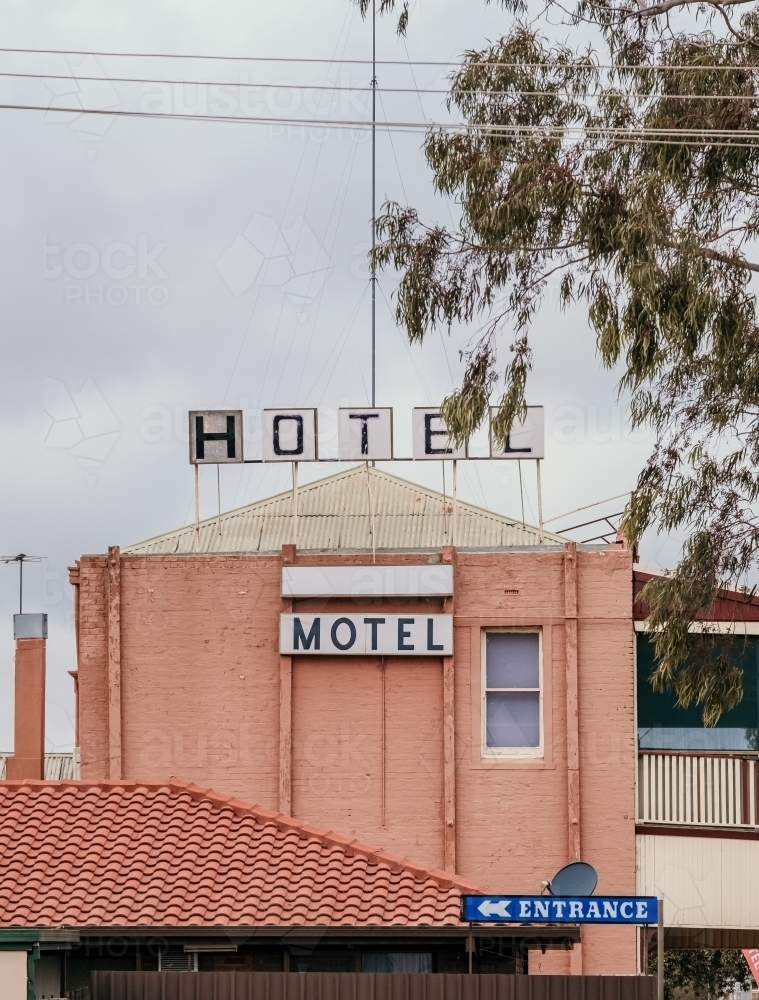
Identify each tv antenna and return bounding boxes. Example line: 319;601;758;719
0;554;44;614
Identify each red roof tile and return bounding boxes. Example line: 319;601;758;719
0;778;484;928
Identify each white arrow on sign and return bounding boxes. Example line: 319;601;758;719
478;899;511;918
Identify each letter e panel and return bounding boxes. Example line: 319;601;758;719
412;408;467;460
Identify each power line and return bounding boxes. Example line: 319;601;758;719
3;44;759;72
7;69;759;101
10;100;759;145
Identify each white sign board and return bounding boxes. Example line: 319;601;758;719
189;410;244;464
489;406;545;459
338;408;393;461
280;613;453;655
262;408;318;462
281;565;453;598
412;408;467;460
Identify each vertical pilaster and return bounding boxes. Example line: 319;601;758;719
279;544;295;815
564;541;582;974
106;545;122;780
564;542;581;859
442;544;456;872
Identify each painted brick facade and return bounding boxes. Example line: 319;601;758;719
71;543;635;974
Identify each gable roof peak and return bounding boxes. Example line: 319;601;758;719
123;463;565;555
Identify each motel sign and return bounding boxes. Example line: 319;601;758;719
280;614;453;656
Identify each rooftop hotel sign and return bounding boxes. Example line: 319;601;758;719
280;614;453;656
188;406;544;464
461;895;659;924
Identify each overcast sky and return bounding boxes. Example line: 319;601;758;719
0;0;673;752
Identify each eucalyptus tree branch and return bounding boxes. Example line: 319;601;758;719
695;246;759;271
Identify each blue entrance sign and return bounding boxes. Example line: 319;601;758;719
461;895;658;924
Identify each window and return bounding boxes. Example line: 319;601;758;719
484;631;541;755
637;633;759;751
289;954;357;972
362;953;433;973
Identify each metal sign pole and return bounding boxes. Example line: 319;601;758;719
194;464;200;552
293;461;299;549
452;459;458;548
658;895;664;1000
365;461;376;564
536;458;545;542
216;464;222;536
371;0;377;410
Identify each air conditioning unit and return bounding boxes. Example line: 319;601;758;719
158;945;198;972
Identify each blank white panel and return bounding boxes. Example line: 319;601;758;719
281;564;453;597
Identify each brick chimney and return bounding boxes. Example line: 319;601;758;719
6;613;47;780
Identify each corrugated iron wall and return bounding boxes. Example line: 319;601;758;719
92;971;657;1000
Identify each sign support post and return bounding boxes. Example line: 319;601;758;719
658;894;664;1000
292;461;299;549
452;459;458;548
365;461;377;563
194;464;200;552
536;458;544;542
216;464;222;536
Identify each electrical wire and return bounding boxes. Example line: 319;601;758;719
6;70;759;101
3;44;759;72
11;101;759;147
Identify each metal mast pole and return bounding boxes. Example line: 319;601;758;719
371;0;377;408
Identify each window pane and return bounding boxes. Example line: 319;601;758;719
362;954;433;973
486;633;539;688
486;691;540;747
290;955;356;972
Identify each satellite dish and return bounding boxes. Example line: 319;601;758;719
546;861;598;897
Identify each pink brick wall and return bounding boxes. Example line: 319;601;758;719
73;545;635;973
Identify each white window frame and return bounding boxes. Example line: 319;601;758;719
481;628;543;759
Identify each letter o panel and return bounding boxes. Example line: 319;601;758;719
262;408;318;462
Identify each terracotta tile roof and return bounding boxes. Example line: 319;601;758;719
0;777;484;928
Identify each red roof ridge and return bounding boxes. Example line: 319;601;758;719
165;776;485;894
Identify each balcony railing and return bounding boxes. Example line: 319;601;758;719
638;750;759;828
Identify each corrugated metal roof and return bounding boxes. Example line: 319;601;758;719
123;465;566;555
